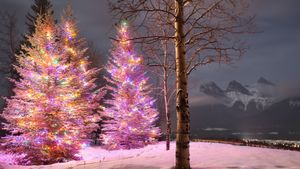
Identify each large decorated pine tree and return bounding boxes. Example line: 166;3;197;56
1;11;104;165
101;21;160;150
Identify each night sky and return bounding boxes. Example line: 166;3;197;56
0;0;300;90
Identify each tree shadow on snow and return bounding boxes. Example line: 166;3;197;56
171;167;242;169
110;165;160;169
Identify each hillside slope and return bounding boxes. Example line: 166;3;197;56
1;142;300;169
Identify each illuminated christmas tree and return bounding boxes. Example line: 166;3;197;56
101;21;160;150
1;11;104;165
60;4;106;142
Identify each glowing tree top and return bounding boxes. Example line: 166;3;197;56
101;21;160;150
1;10;104;165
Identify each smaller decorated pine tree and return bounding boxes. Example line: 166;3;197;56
101;21;160;150
59;4;106;144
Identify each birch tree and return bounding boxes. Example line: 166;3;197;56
108;0;254;168
143;26;176;151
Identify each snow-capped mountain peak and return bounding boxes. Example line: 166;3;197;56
199;78;275;111
226;80;252;95
199;81;225;98
257;77;275;86
256;77;276;98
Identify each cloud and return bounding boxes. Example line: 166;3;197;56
202;128;228;131
189;95;227;106
252;0;300;19
275;81;300;100
69;0;114;55
0;0;300;97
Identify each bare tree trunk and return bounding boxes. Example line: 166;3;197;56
162;39;171;151
174;0;190;168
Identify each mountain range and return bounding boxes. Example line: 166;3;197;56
191;77;300;140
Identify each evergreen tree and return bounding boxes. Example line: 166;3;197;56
1;11;104;165
60;4;106;145
18;0;54;54
14;0;54;82
101;21;160;150
25;0;54;38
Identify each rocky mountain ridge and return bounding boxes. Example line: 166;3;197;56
199;77;276;111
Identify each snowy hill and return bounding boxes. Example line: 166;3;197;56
1;142;300;169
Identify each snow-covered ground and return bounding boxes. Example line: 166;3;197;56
1;141;300;169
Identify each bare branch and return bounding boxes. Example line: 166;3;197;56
184;0;224;37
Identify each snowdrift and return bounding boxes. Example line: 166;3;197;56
1;142;300;169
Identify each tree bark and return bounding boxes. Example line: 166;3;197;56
174;0;190;168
